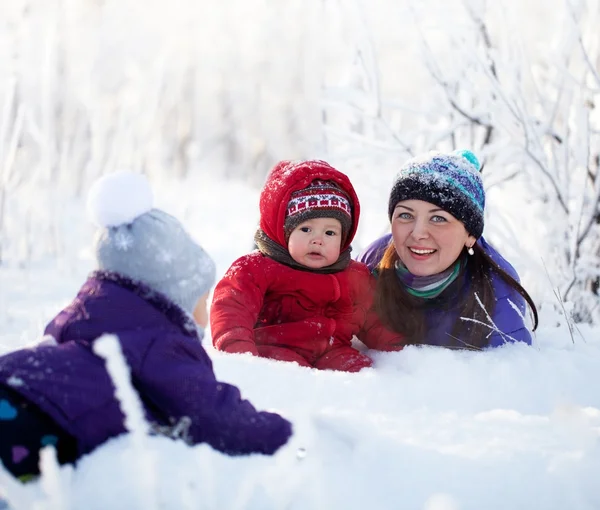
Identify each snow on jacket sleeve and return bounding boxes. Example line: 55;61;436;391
347;262;406;351
485;283;533;347
138;332;292;456
210;254;266;355
479;238;533;348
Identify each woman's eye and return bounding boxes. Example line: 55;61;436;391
397;212;412;220
431;215;447;223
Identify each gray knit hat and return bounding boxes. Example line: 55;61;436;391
87;172;216;315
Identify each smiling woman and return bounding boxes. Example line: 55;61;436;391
359;150;538;350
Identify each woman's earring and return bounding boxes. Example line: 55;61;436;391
467;246;475;256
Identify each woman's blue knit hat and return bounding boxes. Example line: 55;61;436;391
87;172;216;315
388;149;485;238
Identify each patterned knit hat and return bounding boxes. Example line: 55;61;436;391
87;172;216;316
284;180;353;242
388;149;485;238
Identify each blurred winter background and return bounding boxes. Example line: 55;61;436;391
0;0;599;509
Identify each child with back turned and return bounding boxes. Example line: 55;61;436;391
0;172;291;481
211;159;404;372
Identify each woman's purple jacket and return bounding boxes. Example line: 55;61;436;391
0;271;292;457
358;234;533;348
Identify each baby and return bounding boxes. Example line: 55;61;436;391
211;159;404;372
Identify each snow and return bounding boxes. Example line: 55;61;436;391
1;0;599;506
86;172;153;228
1;176;600;510
92;335;150;438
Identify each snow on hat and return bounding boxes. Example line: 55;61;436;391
87;171;216;315
284;180;353;242
388;149;485;238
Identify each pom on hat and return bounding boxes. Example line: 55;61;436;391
454;149;481;171
87;171;153;227
89;171;217;315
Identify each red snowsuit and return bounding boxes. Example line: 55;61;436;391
210;160;404;372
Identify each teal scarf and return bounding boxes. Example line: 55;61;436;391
395;259;462;299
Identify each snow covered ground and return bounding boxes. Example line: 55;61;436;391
0;176;599;510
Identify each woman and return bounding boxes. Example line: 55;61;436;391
359;149;538;350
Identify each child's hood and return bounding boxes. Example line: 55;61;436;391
258;160;360;251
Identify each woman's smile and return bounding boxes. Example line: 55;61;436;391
408;246;436;258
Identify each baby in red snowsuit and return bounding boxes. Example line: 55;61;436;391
210;159;404;372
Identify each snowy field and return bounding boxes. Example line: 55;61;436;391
1;176;599;510
1;0;600;507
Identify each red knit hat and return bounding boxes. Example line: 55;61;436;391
284;180;353;242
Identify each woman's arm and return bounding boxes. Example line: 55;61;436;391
487;290;533;347
479;238;534;348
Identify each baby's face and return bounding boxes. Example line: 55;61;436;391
287;217;342;269
193;292;210;328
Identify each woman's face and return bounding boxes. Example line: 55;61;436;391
391;199;476;276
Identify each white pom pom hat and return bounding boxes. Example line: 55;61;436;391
87;171;216;315
87;171;154;227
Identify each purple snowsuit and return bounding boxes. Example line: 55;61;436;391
358;235;533;348
0;271;292;458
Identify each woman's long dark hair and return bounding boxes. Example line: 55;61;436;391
374;242;539;350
